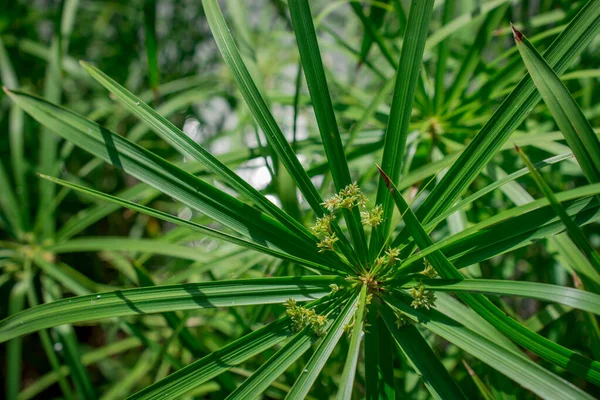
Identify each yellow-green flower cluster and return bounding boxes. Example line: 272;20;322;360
361;204;384;227
420;259;438;278
284;299;328;336
374;247;402;269
317;233;339;253
311;214;334;235
321;182;368;212
408;282;436;310
329;283;343;293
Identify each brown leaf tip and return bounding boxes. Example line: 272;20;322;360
462;360;476;377
510;23;523;42
376;164;393;191
514;143;521;153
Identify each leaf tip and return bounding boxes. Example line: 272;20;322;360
514;143;521;153
79;60;92;70
376;164;392;191
510;23;523;42
462;360;475;376
2;86;11;95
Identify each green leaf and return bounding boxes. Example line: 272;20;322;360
415;279;600;316
79;62;316;247
5;281;27;400
399;0;600;246
24;276;75;400
336;285;368;400
371;0;435;257
227;330;314;399
0;37;29;231
201;0;358;265
379;303;467;400
0;276;340;343
288;0;368;264
40;174;340;274
462;361;495;400
356;0;392;66
48;237;213;262
512;25;600;183
433;0;456;112
129;296;334;400
285;290;359;399
349;0;396;69
443;3;509;112
515;146;600;275
200;0;321;215
5;89;346;270
379;166;600;385
399;184;600;272
384;295;593;400
227;295;346;399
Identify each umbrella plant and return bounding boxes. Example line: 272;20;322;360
2;0;600;398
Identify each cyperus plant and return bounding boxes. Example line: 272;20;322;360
2;0;600;399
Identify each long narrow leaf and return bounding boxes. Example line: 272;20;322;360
0;276;340;343
288;0;368;264
371;0;435;257
379;303;467;400
380;166;600;385
512;25;600;182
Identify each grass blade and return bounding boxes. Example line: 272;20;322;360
371;0;435;257
379;303;467;400
384;295;593;399
80;61;317;247
227;296;345;399
286;290;360;399
415;279;600;316
516;146;600;276
335;285;368;400
401;0;600;243
380;165;600;385
5;281;27;400
0;276;340;343
200;0;322;215
5;89;347;270
129;296;334;400
288;0;368;264
143;0;160;101
433;0;456;112
513;25;600;183
41;174;341;273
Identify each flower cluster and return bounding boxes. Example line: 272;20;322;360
284;298;328;336
408;282;436;310
317;234;339;253
311;214;335;235
395;310;412;329
420;259;438;278
374;247;402;269
321;182;368;212
361;204;384;227
329;283;343;293
313;182;384;254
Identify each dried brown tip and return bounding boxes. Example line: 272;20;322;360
510;23;523;42
514;143;521;153
462;360;476;376
376;164;392;191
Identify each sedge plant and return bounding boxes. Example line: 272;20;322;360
2;0;600;398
